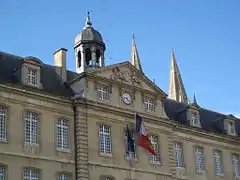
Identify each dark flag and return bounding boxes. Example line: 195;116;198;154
127;125;135;153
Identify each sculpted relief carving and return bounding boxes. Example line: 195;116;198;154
109;67;142;86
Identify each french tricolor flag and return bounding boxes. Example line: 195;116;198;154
135;113;157;156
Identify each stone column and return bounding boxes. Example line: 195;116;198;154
81;50;86;72
100;53;104;67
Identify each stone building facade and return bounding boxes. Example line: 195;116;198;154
0;13;240;180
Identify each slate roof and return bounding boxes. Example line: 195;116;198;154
0;51;76;97
164;98;240;137
1;51;240;138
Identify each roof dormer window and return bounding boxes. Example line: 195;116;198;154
27;68;37;86
190;111;201;128
226;120;236;136
21;56;42;88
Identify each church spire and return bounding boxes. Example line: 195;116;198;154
131;33;143;72
168;48;188;103
193;94;197;104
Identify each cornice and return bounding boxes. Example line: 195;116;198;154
88;161;172;177
1;151;74;164
0;84;71;106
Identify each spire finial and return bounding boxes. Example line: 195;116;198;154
132;32;135;41
85;11;92;27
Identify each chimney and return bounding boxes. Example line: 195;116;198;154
54;48;67;82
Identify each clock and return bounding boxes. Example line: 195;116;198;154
122;92;132;105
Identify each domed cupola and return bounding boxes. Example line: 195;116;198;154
74;12;106;74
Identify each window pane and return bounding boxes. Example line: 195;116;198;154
24;169;39;180
24;112;38;144
99;125;112;154
56;119;69;149
0;167;5;180
149;135;159;163
58;173;68;180
175;143;184;168
0;106;7;140
195;147;204;172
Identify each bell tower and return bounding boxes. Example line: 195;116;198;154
74;12;106;73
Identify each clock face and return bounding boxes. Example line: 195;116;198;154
122;92;132;105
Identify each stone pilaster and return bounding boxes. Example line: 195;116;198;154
167;136;177;179
75;106;88;180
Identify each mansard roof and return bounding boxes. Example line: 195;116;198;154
0;51;75;97
164;98;240;137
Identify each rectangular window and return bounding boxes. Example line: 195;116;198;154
23;168;40;180
58;173;69;180
233;154;240;177
99;125;112;155
144;97;155;112
191;112;200;127
24;111;39;144
0;106;7;141
27;68;37;86
195;147;204;173
149;135;160;163
97;85;109;101
175;143;184;168
0;166;5;180
56;119;69;149
214;150;223;174
227;121;235;135
124;132;136;159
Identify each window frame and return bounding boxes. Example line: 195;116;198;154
99;124;112;156
0;165;6;180
194;146;204;173
124;131;137;160
56;119;69;151
149;135;160;164
226;120;236;136
58;172;69;180
191;111;200;128
27;67;37;86
97;85;109;101
213;150;223;175
232;154;240;177
143;97;155;112
23;168;40;180
0;106;8;141
24;111;39;145
175;142;184;168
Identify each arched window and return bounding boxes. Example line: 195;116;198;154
77;51;81;68
96;49;101;66
85;48;92;66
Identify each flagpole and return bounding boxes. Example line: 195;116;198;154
129;156;132;180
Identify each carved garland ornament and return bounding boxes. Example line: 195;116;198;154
110;67;142;87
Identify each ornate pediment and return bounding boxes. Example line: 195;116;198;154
109;67;142;87
88;62;167;96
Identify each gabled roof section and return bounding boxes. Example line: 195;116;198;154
0;51;74;97
86;61;167;97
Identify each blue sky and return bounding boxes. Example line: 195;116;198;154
1;0;240;115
